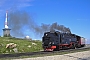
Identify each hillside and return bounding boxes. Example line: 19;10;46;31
0;37;43;54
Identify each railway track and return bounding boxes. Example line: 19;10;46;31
0;44;90;58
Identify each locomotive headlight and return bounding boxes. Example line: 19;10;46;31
52;42;54;44
49;42;51;44
46;34;47;36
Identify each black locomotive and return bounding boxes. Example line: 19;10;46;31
42;31;85;51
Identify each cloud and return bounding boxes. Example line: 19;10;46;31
77;19;89;21
0;0;33;18
0;0;33;12
18;3;32;8
0;0;32;7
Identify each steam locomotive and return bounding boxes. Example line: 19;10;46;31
42;31;85;51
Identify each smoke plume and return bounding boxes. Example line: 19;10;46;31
8;11;71;38
34;23;71;36
8;11;33;37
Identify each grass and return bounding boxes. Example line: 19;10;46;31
0;37;43;54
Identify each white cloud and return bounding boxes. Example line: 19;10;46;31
0;0;33;17
18;3;32;8
0;0;33;11
77;19;89;21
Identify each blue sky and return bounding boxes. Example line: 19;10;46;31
0;0;90;43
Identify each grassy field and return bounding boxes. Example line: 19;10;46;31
0;37;43;54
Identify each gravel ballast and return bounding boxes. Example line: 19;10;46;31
13;50;90;60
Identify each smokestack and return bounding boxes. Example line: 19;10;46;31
5;11;9;29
